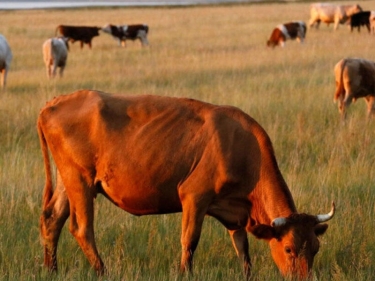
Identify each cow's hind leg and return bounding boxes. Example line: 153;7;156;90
365;96;375;118
40;173;70;272
0;69;4;88
63;170;105;275
59;65;65;78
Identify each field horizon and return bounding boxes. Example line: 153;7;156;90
1;1;375;280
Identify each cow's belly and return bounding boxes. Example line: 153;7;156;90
320;14;334;23
99;179;183;216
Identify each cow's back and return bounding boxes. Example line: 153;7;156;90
38;90;268;215
310;3;337;21
346;59;375;92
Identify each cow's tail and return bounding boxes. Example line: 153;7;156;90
334;59;347;103
37;117;54;210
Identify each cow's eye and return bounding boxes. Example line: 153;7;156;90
285;247;292;254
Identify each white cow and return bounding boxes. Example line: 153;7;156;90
42;37;69;78
309;3;362;30
0;34;12;89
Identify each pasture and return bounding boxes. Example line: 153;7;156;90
1;1;375;280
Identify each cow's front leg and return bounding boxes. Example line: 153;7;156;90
229;228;251;280
52;62;58;78
365;96;375;118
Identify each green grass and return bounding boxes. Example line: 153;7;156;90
1;1;375;280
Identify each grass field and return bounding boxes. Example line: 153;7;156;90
1;1;375;280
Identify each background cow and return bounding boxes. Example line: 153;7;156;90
38;90;335;279
267;21;306;48
370;11;375;33
350;11;371;32
0;34;12;89
309;3;362;30
334;58;375;119
42;37;69;78
56;25;100;49
101;24;149;47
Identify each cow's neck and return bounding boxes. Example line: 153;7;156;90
249;158;297;226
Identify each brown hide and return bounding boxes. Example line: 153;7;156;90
267;28;285;47
38;90;334;279
55;25;100;49
334;58;375;118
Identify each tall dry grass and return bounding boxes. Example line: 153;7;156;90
1;1;375;280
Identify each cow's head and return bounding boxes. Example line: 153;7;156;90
101;24;113;34
59;36;70;51
251;202;335;279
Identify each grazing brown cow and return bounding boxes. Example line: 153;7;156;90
267;21;306;48
334;58;375;119
55;25;100;49
38;90;335;279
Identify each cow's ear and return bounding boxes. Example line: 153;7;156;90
251;224;277;240
314;224;328;236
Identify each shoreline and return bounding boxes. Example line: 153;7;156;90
0;0;250;10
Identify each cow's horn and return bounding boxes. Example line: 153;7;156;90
316;201;335;223
271;217;287;227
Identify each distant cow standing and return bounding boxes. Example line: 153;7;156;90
0;34;12;89
370;11;375;34
101;24;149;47
334;58;375;119
56;25;100;49
267;21;306;48
42;37;69;78
350;11;371;32
309;3;362;30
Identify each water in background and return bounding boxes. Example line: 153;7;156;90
0;0;249;10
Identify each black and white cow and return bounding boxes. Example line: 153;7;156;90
102;24;149;47
267;21;306;48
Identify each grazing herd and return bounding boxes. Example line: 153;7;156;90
266;2;375;119
0;22;149;86
42;23;149;79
